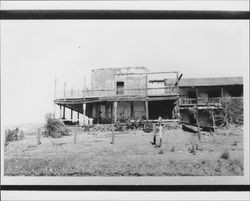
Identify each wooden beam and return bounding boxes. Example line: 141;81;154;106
111;124;115;144
115;71;178;76
71;109;73;120
83;103;86;125
211;111;216;132
59;105;62;119
221;87;224;98
54;78;57;117
37;128;41;145
130;102;134;118
64;82;67;98
71;87;73;97
114;101;117;122
63;106;65;119
145;100;149;120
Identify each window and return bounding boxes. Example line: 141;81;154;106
116;82;124;95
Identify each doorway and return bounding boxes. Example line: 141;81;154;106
116;82;124;95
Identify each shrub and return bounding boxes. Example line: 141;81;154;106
143;121;153;133
4;128;24;146
44;113;69;138
220;98;243;125
220;151;230;160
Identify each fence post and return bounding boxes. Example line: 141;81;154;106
37;128;41;145
211;111;216;132
111;124;115;144
74;132;77;144
153;123;156;145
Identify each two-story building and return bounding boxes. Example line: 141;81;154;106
54;67;243;128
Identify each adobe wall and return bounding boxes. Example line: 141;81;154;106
91;67;148;93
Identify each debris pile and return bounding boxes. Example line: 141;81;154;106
44;113;69;138
162;122;181;130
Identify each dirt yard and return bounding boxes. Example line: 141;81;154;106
4;126;243;176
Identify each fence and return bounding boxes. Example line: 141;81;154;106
55;86;178;99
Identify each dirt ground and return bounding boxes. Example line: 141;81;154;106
4;126;243;176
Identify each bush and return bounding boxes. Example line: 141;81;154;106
143;121;153;133
220;98;243;125
4;128;24;146
44;113;69;138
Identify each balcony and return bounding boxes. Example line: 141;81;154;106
179;97;222;106
179;97;243;106
55;86;178;99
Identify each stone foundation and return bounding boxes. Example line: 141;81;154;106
84;121;180;132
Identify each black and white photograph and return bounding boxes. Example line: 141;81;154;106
1;1;249;189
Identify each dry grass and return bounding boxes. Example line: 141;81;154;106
4;126;244;176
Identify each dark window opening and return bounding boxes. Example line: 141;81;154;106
148;100;176;119
188;91;197;99
116;82;124;95
208;90;220;98
228;88;243;97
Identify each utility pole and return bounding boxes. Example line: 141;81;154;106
54;77;57;119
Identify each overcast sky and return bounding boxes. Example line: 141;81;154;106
1;19;249;126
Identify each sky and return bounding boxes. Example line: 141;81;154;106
1;2;249;126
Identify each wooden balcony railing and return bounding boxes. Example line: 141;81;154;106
179;97;222;106
55;86;178;99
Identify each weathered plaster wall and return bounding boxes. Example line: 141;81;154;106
91;67;148;96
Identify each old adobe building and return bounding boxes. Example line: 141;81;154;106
54;67;243;128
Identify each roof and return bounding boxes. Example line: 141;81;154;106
179;76;243;87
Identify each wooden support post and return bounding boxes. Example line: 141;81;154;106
114;101;117;122
74;132;77;144
54;78;57;99
195;87;199;104
145;100;149;121
37;128;41;145
211;110;216;132
83;103;86;125
195;87;201;143
71;109;73;121
130;102;134;118
63;106;66;119
77;112;80;121
221;87;224;98
59;105;62;119
71;87;73;98
111;124;115;144
54;78;57;118
64;82;67;98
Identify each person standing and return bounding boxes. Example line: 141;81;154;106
158;116;163;147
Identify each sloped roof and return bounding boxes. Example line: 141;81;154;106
179;76;243;87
